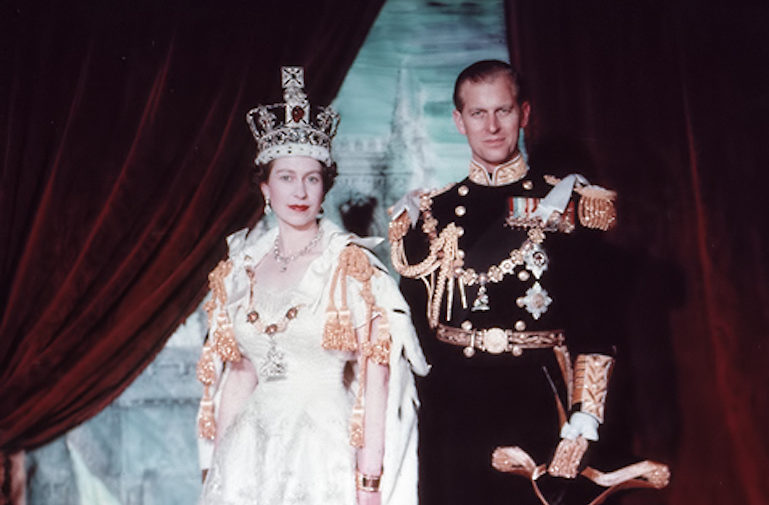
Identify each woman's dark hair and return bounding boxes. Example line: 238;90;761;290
253;159;338;195
453;59;528;111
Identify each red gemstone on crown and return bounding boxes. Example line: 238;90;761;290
292;106;305;122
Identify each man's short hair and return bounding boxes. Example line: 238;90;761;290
453;60;528;111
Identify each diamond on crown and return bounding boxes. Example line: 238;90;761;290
246;66;340;167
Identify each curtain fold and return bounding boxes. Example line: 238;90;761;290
0;0;384;471
505;1;769;504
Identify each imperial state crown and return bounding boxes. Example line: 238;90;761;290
246;66;340;166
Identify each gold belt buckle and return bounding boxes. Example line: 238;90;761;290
483;328;508;354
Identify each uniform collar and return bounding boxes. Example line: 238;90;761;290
468;154;529;186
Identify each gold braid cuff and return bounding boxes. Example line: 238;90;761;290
196;259;240;440
324;245;392;447
544;175;617;231
572;354;614;423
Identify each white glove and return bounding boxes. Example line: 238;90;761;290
560;412;600;442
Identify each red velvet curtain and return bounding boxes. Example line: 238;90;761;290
505;1;769;504
0;0;383;480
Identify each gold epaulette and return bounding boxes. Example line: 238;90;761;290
576;185;617;231
544;175;618;231
388;183;454;239
388;210;412;243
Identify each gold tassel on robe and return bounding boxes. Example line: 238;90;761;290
195;259;240;440
324;245;393;448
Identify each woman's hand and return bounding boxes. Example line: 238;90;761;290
357;489;381;505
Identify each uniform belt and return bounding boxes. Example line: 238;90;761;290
436;324;565;357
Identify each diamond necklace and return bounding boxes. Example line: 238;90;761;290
273;228;323;272
246;305;301;381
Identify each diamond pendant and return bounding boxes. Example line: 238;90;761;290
260;342;287;380
471;284;490;312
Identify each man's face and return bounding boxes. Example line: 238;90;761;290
452;75;530;172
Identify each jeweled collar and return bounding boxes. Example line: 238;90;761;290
468;154;529;186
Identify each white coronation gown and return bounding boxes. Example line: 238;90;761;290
197;219;428;505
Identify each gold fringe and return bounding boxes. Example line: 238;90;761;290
196;344;216;386
195;258;239;440
213;324;241;362
323;308;357;352
362;336;392;366
322;247;359;352
324;245;394;448
205;259;241;363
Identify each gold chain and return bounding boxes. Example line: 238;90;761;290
455;226;545;286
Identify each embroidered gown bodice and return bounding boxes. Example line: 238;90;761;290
200;287;358;505
197;219;428;505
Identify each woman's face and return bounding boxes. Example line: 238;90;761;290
260;156;325;230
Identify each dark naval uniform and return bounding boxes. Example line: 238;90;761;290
389;155;624;505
